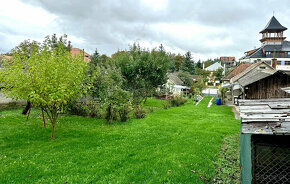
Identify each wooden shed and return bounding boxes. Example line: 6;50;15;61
244;71;290;99
239;99;290;184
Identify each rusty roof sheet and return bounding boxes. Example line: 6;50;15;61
223;62;253;80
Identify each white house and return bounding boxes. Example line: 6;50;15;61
166;73;189;96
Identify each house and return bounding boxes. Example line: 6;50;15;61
220;56;236;66
205;62;223;71
204;62;224;86
240;16;290;71
222;62;276;104
239;98;290;184
166;73;189;96
70;48;90;62
223;62;253;83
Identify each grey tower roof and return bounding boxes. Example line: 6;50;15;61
260;16;287;33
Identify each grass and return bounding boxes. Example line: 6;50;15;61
0;97;240;183
214;134;240;183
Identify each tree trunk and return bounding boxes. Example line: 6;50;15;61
41;107;46;128
22;101;31;115
51;122;55;140
26;105;31;121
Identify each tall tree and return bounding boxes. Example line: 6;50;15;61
113;43;171;104
0;39;86;140
181;51;195;74
87;48;131;123
196;60;202;69
173;54;184;71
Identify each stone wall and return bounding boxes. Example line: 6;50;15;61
0;93;26;107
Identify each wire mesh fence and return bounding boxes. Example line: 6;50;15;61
252;135;290;184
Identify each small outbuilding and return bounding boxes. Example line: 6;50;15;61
239;99;290;184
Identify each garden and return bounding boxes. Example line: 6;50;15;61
0;35;240;183
0;97;240;183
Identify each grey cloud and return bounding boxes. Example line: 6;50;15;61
6;0;290;59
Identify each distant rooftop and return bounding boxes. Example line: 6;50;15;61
205;62;223;71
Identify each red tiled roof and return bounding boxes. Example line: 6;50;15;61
223;62;253;80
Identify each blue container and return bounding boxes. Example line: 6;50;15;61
216;98;221;105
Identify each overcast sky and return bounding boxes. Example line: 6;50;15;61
1;0;290;60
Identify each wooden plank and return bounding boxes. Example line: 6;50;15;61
241;110;290;114
239;105;271;110
239;98;290;103
240;114;288;119
242;118;290;122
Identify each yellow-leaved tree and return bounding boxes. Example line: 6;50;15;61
0;37;86;140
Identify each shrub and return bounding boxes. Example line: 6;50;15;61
134;105;146;119
118;102;132;122
67;100;102;118
169;95;187;107
148;107;154;113
163;102;171;109
188;93;193;99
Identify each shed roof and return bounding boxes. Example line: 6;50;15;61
238;69;276;87
223;62;252;80
260;16;287;33
230;62;274;83
239;98;290;135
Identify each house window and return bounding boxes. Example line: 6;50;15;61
265;52;271;57
259;66;266;69
285;61;290;65
277;61;282;65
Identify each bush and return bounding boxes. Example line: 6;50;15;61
188;93;193;99
67;100;102;118
163;102;171;109
148;107;154;113
134;105;146;119
169;95;187;107
118;103;132;122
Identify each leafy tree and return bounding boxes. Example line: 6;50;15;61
196;60;202;69
193;77;207;92
45;34;72;51
87;48;131;123
169;54;176;73
173;54;184;71
195;68;210;79
214;68;224;81
178;72;193;87
181;51;195;74
113;43;171;104
0;39;86;140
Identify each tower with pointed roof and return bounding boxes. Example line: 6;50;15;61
260;16;287;45
240;16;290;71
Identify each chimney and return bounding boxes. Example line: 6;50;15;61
272;58;277;69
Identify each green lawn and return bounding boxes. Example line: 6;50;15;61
0;97;240;183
